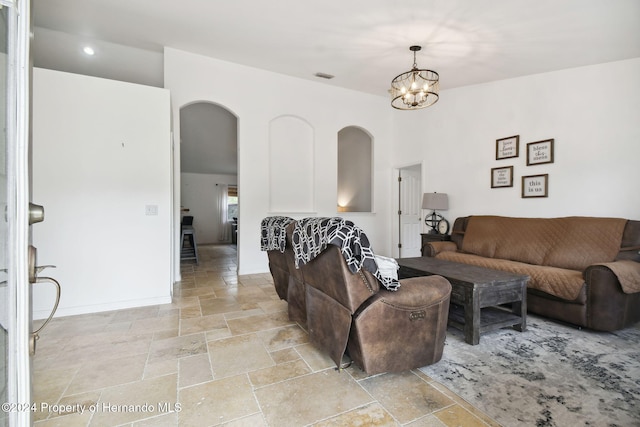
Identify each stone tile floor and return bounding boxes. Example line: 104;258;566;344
33;244;500;426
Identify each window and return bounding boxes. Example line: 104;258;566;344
227;186;238;221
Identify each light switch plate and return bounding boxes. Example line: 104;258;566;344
145;205;158;216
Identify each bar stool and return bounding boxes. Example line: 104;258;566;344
180;217;199;264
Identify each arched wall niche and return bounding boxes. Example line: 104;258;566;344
337;126;373;213
268;115;314;213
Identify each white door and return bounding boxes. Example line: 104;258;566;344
1;1;33;425
398;165;422;258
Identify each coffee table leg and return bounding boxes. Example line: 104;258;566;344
512;282;527;332
464;289;480;345
512;301;525;332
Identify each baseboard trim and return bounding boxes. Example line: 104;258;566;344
33;296;173;320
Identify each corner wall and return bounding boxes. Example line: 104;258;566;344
392;58;640;234
31;68;172;318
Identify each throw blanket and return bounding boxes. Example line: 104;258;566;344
461;216;627;271
593;260;640;294
260;216;294;253
292;217;400;291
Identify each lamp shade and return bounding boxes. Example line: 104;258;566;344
422;192;448;210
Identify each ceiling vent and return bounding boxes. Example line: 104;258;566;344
314;72;335;80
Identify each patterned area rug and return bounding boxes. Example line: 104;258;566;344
420;315;640;427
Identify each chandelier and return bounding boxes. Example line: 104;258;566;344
390;46;439;110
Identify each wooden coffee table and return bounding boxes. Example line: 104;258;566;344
397;257;529;345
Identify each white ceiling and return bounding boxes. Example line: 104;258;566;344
32;0;640;174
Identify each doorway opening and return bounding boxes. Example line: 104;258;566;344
227;185;238;244
179;102;238;262
396;164;423;258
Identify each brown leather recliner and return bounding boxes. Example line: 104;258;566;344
301;245;452;375
263;217;295;301
266;222;308;323
284;223;307;323
267;248;290;301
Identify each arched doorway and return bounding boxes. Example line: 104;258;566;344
179;102;238;262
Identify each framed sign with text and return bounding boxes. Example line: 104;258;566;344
522;174;548;198
491;166;513;188
496;135;519;160
527;139;554;165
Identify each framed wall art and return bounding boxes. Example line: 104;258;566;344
491;166;513;188
496;135;519;160
527;139;554;165
522;174;548;198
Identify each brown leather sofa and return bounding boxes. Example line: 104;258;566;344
264;217;452;375
424;215;640;331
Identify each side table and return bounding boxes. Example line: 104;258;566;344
421;233;450;256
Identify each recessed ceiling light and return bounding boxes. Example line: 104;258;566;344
83;46;95;56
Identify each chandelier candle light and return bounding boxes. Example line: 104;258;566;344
390;46;439;110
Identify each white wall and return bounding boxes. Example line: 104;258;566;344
392;58;640;231
181;172;237;244
32;68;172;319
165;48;395;276
168;50;639;276
30;53;638;314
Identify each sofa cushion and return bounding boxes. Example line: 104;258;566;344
436;251;586;301
461;216;549;264
461;216;626;271
543;217;627;270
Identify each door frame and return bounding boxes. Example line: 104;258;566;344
4;0;33;424
174;101;240;282
393;162;423;258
